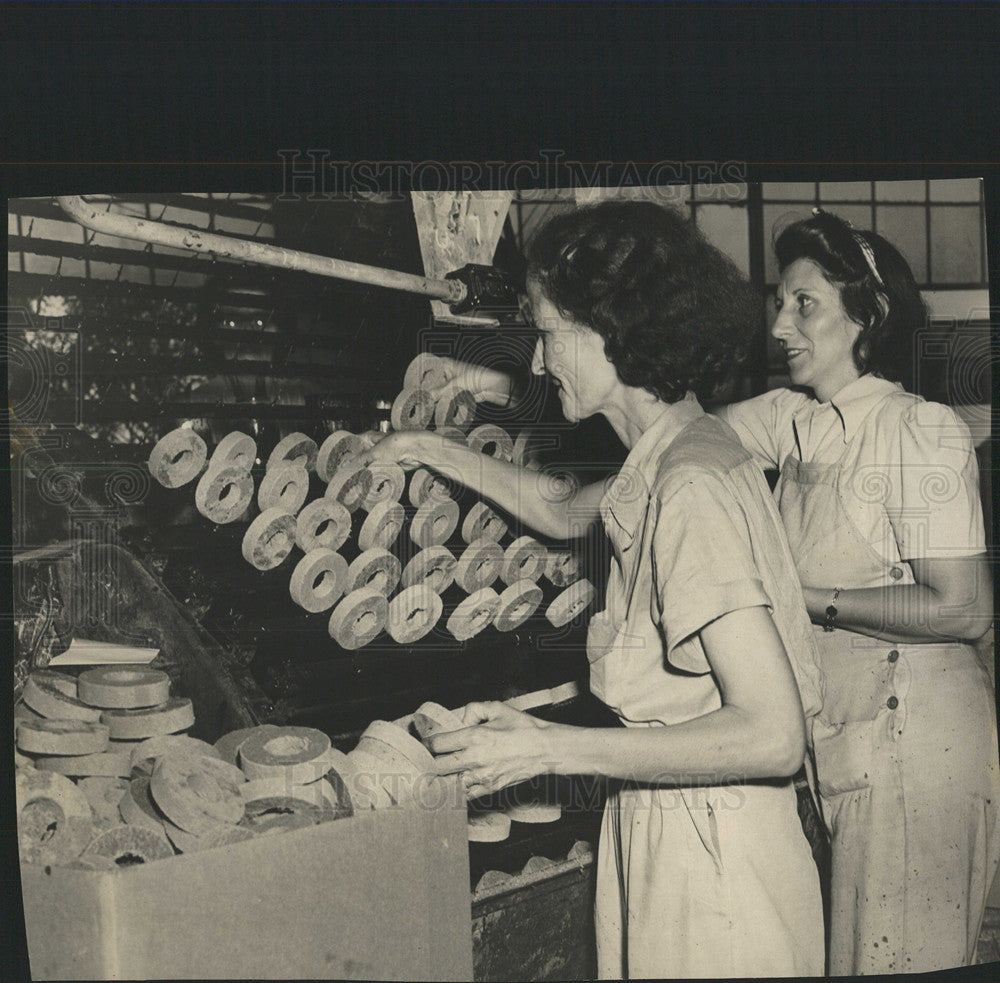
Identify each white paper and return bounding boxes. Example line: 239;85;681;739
47;638;160;666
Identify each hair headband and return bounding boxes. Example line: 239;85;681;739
812;207;885;287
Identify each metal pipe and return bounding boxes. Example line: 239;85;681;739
56;196;467;305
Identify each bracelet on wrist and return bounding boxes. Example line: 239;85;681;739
823;587;843;633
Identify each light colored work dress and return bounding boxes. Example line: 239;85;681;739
722;375;1000;974
589;394;825;979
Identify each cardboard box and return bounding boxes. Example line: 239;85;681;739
21;796;472;980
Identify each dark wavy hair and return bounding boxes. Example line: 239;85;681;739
774;209;927;392
525;200;760;404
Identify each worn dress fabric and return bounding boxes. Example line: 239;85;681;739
722;375;1000;974
589;394;824;979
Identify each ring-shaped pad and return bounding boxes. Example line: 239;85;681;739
23;674;103;722
454;537;503;592
467;424;514;461
209;431;257;472
17;718;110;756
149;753;246;835
501;536;549;586
266;432;318;473
410;496;460;548
148;428;207;488
408;468;453;507
401;546;457;594
346;547;401;596
78;666;171;709
195;464;255;523
257;463;310;515
242;507;296;570
461;501;508;544
26;669;78;697
387;585;443;645
118;776;168;833
17;769;94;864
343;748;395;809
390;387;435;431
546;579;596;628
467;810;511;842
545;550;582;588
213;724;283;767
37;751;132;778
495;579;544;632
404;352;450;392
129;735;222;777
359;719;437;773
82;824;174;863
239;726;332;784
328;587;389;650
289;548;349;613
411;701;464;741
358;500;405;551
101;698;195;741
361;463;405;511
325;463;374;513
447;587;501;642
316;431;363;482
295;497;351;552
78;776;131;828
433;387;477;431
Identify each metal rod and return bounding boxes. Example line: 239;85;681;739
56;196;467;305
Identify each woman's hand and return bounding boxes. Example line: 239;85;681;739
346;430;429;472
425;357;516;407
426;701;556;798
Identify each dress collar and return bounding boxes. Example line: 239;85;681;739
602;392;704;541
793;374;902;444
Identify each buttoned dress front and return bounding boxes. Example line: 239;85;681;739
589;394;825;980
721;375;1000;974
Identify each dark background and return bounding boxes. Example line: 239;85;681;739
4;3;1000;981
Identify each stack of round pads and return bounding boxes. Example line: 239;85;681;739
14;668;353;869
407;701;563;843
147;351;595;653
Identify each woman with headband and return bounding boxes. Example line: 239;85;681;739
715;209;998;974
353;201;825;978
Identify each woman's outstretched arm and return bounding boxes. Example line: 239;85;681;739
353;429;606;541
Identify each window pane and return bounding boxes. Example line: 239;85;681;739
693;182;747;202
695;204;749;276
516;201;575;247
874;180;926;202
819;182;872;201
930;206;983;283
875;206;927;284
820;203;874;232
762;182;816;201
929;179;981;202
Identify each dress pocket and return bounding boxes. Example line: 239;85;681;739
812;717;878;796
586;610;626;712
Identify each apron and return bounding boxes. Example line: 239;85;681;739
778;454;1000;975
588;489;823;979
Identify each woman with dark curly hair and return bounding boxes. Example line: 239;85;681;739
354;201;825;978
716;209;998;974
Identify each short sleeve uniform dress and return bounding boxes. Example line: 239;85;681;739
721;375;1000;974
589;394;825;979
